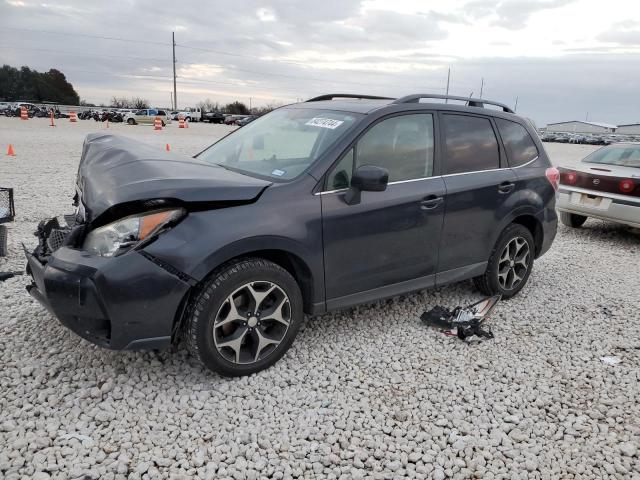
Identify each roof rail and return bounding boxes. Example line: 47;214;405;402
393;94;515;114
306;94;395;102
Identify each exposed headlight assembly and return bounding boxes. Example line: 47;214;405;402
83;208;185;257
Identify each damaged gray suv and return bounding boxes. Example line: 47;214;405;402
26;94;558;376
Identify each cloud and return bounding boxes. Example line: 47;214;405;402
598;21;640;46
464;0;577;29
1;0;637;127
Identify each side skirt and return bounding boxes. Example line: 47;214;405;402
322;261;488;313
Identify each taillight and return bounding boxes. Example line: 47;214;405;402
619;179;636;194
562;171;578;185
546;167;560;191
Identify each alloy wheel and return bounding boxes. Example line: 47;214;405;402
213;281;291;364
497;236;530;290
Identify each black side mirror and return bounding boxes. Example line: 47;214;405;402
344;165;389;205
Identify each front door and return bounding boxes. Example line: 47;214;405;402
321;113;445;308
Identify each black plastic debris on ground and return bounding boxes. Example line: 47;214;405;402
420;295;501;341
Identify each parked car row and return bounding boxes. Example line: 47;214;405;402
540;132;640;145
0;101;259;128
1;102;69;119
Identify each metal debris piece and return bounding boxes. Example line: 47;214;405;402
421;295;501;341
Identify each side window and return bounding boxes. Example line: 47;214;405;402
356;114;434;182
443;114;499;175
326;148;354;190
496;118;539;167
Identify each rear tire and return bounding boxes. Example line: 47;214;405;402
474;224;535;299
184;258;303;377
127;118;135;125
559;211;587;228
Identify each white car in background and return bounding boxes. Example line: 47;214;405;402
124;108;172;126
557;143;640;228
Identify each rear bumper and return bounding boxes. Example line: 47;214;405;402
558;187;640;228
25;244;191;350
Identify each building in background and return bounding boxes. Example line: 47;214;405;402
615;123;640;135
546;120;617;134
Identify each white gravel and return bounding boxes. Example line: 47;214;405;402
1;117;639;479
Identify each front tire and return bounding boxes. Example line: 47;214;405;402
184;258;304;377
127;118;135;125
474;224;535;299
559;211;587;228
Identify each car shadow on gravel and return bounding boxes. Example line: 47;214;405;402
7;276;482;385
564;219;640;246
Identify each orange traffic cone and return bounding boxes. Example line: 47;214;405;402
20;107;28;120
165;143;171;151
105;118;109;128
154;116;163;130
7;144;15;156
69;111;77;123
178;115;185;129
50;112;56;127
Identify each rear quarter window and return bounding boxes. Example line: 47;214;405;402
443;114;500;175
496;119;539;167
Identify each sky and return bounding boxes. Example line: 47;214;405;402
2;0;640;126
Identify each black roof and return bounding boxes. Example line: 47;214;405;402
289;93;516;116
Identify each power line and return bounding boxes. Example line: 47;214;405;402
3;27;169;46
5;27;450;91
0;44;447;92
0;45;168;63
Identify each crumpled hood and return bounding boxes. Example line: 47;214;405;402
77;133;271;221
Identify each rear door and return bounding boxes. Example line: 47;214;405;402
437;113;518;278
321;112;446;307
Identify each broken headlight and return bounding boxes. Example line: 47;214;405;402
83;208;185;257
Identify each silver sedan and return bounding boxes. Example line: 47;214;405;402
557;143;640;228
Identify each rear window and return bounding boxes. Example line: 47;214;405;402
583;145;640;168
496;119;538;167
443;114;500;174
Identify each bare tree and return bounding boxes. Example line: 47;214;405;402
197;98;221;113
251;101;284;116
131;97;150;109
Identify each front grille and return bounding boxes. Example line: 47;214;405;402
0;188;15;224
46;228;68;252
35;216;75;257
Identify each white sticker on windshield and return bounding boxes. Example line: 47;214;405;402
271;169;285;177
305;117;344;130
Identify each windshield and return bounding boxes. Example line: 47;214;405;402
584;145;640;169
197;108;361;180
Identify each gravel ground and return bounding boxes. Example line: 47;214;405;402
1;117;639;480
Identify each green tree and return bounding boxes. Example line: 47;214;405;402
0;64;80;104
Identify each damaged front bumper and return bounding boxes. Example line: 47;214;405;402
24;216;192;350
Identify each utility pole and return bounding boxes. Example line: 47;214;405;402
170;92;173;111
445;68;450;103
172;32;177;111
249;97;252;111
479;78;484;99
514;96;519;112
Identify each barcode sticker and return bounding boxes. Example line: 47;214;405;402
305;117;344;129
